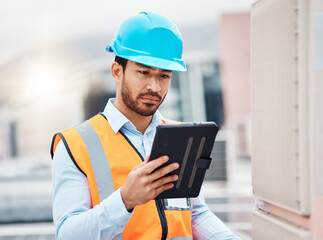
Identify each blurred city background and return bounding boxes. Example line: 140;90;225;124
0;1;253;239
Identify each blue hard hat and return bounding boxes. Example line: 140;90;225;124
106;12;186;72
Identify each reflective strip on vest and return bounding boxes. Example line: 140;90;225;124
167;237;192;240
111;235;193;240
52;114;193;239
75;120;114;201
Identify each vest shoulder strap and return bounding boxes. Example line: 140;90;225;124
161;118;182;125
50;114;114;206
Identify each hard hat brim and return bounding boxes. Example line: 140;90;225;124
106;44;187;72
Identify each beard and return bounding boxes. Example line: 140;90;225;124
121;77;166;116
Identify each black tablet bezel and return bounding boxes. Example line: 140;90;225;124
149;122;219;199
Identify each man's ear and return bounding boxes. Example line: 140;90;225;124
111;62;123;83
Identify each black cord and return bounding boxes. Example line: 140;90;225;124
155;199;168;240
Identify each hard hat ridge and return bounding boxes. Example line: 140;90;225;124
106;11;186;72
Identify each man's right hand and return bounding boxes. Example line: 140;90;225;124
120;155;179;211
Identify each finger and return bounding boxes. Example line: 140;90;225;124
144;155;169;174
153;183;175;198
149;162;179;181
151;174;178;190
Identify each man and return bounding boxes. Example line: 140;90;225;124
51;12;240;240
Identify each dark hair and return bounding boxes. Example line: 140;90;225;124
115;56;128;72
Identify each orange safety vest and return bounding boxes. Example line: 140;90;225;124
51;113;193;240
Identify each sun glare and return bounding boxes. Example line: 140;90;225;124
26;64;59;99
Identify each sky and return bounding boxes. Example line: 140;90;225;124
0;0;252;65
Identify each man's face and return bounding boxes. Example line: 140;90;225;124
120;60;172;116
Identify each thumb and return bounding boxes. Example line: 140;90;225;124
136;154;150;170
144;154;150;164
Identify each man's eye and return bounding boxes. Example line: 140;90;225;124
161;74;170;79
138;70;148;75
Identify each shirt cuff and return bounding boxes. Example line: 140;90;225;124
101;188;133;229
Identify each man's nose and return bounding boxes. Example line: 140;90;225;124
147;76;161;92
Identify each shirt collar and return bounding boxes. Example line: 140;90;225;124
146;110;163;133
102;98;163;134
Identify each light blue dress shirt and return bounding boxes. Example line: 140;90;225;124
52;98;240;240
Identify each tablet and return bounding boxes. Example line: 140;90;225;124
149;122;219;199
